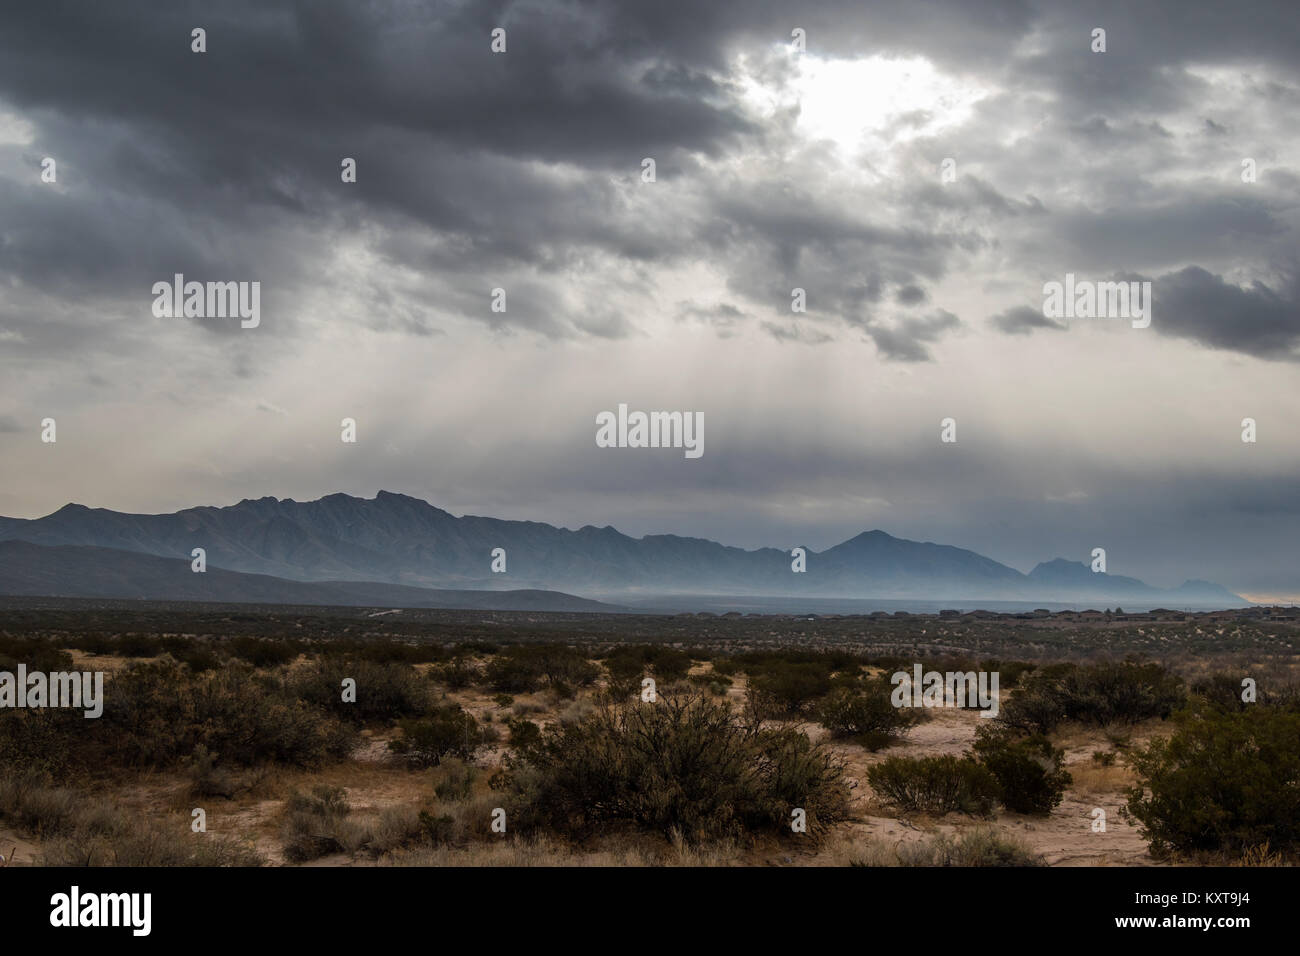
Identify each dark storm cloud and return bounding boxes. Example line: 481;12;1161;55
989;305;1066;335
705;174;968;354
0;1;757;170
1;0;1297;361
1049;194;1289;274
589;0;1042;73
677;301;747;334
759;320;834;345
0;0;1042;359
1006;0;1300;117
0;0;764;349
895;284;928;305
906;176;1047;220
987;260;1300;358
1153;266;1300;360
867;309;962;362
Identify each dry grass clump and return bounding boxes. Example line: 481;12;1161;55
0;772;262;866
835;828;1046;867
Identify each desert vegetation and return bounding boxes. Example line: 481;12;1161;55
1;601;1298;866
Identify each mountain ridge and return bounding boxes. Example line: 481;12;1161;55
0;491;1248;607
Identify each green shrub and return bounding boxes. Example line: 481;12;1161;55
0;662;356;774
732;649;863;673
531;645;601;688
603;653;642;683
388;705;485;768
646;648;693;682
0;637;75;673
106;662;356;768
417;810;458;846
979;659;1037;689
506;717;542;751
0;708;82;778
1190;674;1253;712
816;679;921;747
999;660;1185;734
500;690;848;844
996;683;1068;735
1057;660;1185;724
601;670;642;702
437;658;482;690
747;662;834;716
319;640;448;665
484;645;598;695
972;725;1070;815
484;655;542;693
710;655;741;677
58;633;165;659
227;636;299;668
604;646;694;684
168;640;222;673
868;755;998;817
1190;674;1300;713
1124;706;1300;857
292;660;431;725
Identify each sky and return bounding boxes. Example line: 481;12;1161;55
1;0;1298;599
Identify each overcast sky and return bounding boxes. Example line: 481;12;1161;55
1;1;1298;599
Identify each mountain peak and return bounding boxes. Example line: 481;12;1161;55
577;524;623;535
1030;557;1087;572
840;529;895;545
373;490;428;505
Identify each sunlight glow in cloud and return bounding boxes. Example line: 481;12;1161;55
739;51;991;166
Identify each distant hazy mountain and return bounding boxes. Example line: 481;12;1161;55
0;540;622;613
1027;558;1244;605
0;491;1249;608
1028;558;1156;596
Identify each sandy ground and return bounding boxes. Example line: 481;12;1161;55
806;706;1159;867
0;829;39;867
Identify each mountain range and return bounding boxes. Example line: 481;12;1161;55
0;491;1247;609
0;540;621;612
